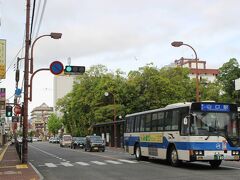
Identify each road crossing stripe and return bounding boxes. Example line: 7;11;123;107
105;160;123;164
45;163;57;167
91;161;107;165
76;162;90;166
118;159;138;164
61;162;74;167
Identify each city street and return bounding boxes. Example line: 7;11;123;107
29;142;240;180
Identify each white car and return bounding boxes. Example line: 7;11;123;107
32;137;38;142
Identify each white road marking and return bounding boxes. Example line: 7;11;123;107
118;159;138;164
45;163;57;167
76;162;90;166
61;162;74;167
91;161;107;165
105;160;123;164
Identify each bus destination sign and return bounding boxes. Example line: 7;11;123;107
201;104;230;112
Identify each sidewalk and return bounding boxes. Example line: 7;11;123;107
0;143;42;180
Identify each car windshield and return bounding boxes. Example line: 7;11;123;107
90;136;103;143
189;111;239;146
63;136;72;141
76;137;85;142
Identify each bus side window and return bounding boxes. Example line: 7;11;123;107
158;112;164;131
152;113;158;132
165;110;172;130
140;115;146;132
129;117;135;132
145;114;151;132
172;110;179;130
135;116;140;132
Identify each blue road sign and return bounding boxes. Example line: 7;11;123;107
49;61;64;75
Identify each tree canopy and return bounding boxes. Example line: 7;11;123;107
56;59;240;135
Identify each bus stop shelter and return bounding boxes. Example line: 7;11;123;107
92;120;125;148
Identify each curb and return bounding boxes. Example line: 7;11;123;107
0;144;9;161
29;162;44;180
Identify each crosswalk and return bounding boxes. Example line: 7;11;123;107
41;159;138;168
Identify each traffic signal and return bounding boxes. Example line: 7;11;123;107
64;66;85;75
6;105;13;117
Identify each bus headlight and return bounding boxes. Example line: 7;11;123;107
194;150;204;156
232;150;240;155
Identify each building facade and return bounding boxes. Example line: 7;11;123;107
53;75;75;112
30;103;53;139
174;57;219;82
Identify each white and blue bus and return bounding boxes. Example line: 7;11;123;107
124;102;240;168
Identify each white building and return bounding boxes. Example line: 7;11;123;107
174;57;219;82
53;75;75;111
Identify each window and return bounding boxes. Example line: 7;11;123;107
129;117;135;132
165;110;172;130
135;116;140;132
157;112;165;131
140;115;146;132
145;114;151;131
152;113;158;131
126;118;130;133
172;110;180;130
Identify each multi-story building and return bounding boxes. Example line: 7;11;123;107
30;103;53;139
174;57;219;82
53;75;75;112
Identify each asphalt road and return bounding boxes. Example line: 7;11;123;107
29;142;240;180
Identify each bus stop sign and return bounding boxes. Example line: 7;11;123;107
49;61;64;75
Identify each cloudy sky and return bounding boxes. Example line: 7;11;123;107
0;0;240;113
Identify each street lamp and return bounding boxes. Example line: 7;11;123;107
104;91;117;148
171;41;200;102
30;32;62;74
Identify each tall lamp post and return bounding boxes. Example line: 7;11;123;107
30;32;62;74
104;92;117;148
22;32;62;163
171;41;200;102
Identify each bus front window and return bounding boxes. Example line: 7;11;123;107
189;112;240;146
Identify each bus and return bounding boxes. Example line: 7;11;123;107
124;102;240;168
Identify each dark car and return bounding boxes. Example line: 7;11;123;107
71;137;86;149
84;135;105;152
53;137;60;143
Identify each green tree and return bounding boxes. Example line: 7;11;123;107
47;114;62;136
217;58;240;102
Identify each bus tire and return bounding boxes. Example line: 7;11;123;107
169;146;181;167
135;144;142;161
209;160;222;168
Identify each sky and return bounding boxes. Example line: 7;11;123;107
0;0;240;114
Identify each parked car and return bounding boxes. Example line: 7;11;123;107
60;135;72;147
71;137;86;149
27;137;33;143
53;137;60;143
84;135;105;152
32;137;39;142
49;137;54;143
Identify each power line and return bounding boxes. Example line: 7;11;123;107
32;0;41;38
30;0;36;42
35;0;47;38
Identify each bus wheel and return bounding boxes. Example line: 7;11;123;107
135;145;142;161
169;146;181;167
209;160;222;168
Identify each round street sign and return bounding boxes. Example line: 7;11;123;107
49;61;64;75
14;104;21;115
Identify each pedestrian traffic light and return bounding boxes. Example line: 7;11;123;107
64;65;85;75
6;105;13;117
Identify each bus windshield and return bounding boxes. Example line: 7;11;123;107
190;111;239;146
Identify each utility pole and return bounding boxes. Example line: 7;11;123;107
22;0;31;163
